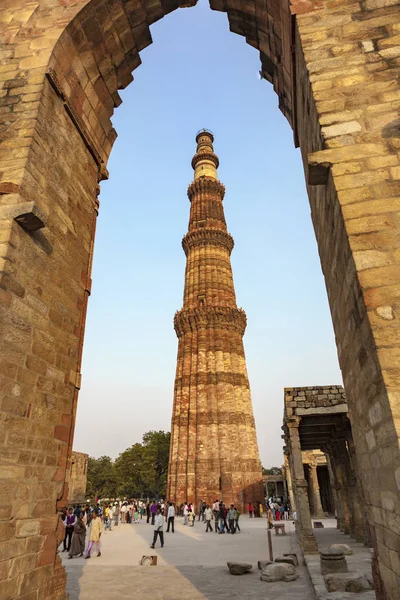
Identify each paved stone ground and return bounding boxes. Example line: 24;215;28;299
61;517;315;599
305;519;376;600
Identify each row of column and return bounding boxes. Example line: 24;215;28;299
285;417;366;554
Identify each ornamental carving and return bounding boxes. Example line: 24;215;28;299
174;306;247;337
174;371;250;389
182;229;234;255
171;411;255;428
187;178;225;200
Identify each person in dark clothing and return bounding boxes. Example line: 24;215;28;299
166;502;175;533
146;502;151;524
150;501;157;525
62;508;76;552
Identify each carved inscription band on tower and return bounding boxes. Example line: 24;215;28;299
167;131;264;511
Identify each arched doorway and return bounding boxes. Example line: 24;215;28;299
1;1;399;598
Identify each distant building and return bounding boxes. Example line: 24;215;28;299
68;451;88;503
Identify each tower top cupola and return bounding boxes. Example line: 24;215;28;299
191;128;219;180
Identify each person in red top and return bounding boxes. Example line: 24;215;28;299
248;502;253;518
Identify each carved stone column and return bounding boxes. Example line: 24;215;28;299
335;434;365;543
325;451;340;525
308;462;325;518
329;440;352;535
287;419;318;553
346;431;369;545
284;454;296;513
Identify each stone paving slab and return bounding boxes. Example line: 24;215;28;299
304;520;376;600
62;517;316;599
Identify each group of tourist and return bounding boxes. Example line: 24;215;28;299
61;496;291;555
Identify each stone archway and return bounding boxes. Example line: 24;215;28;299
1;1;400;598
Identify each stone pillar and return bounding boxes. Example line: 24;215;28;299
284;454;296;513
308;463;325;518
329;440;353;535
335;436;365;543
346;431;370;545
287;419;318;553
325;451;340;524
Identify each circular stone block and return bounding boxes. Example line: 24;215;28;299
320;549;348;575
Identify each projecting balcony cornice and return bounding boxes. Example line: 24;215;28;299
182;229;234;255
187;177;225;201
174;306;247;337
191;151;219;171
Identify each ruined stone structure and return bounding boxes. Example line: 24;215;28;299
0;1;400;599
167;131;264;511
283;387;367;552
66;451;88;504
301;449;335;517
264;473;286;498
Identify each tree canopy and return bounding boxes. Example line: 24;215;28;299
86;430;171;500
262;466;282;476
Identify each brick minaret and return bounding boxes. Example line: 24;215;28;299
167;130;264;511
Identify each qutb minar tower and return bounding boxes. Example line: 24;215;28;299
167;130;264;511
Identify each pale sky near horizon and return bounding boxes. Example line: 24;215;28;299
73;0;343;467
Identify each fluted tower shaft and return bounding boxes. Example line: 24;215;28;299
167;131;264;511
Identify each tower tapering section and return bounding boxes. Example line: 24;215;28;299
167;131;264;511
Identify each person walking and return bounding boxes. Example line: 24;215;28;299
146;501;151;524
183;502;189;525
62;508;76;553
150;508;164;548
204;504;213;532
212;499;219;533
235;507;241;532
85;509;102;558
248;502;253;518
188;506;195;527
227;505;237;534
113;502;119;526
267;506;274;530
150;501;157;526
217;503;225;534
284;502;289;520
133;504;139;524
166;502;175;533
68;512;86;559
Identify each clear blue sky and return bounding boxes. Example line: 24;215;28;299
73;0;342;467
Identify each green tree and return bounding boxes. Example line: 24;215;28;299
86;455;117;499
142;430;170;497
113;430;171;499
86;430;171;500
262;466;282;476
114;443;147;498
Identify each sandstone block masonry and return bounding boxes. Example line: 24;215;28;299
66;451;88;504
0;0;399;599
167;131;264;511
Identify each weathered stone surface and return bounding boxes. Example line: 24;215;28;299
258;560;272;570
227;562;252;575
260;563;299;582
329;543;353;556
65;451;88;503
283;553;299;566
1;0;400;599
320;550;349;575
324;572;373;593
275;556;297;567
